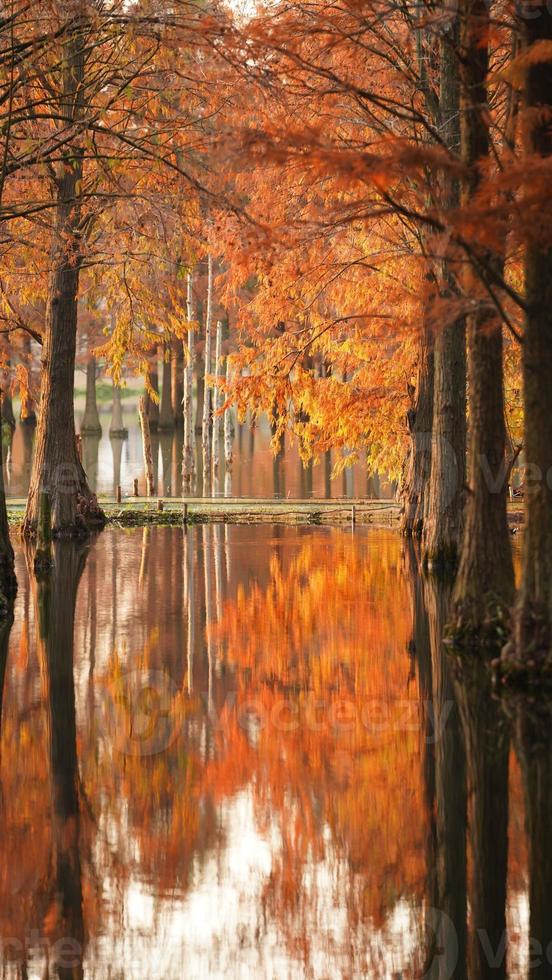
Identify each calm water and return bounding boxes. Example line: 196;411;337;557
0;525;545;978
4;417;396;500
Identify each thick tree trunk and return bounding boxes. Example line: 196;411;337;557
0;393;15;607
452;0;514;637
23;21;104;537
158;341;174;432
182;271;196;491
109;382;127;438
401;321;434;535
507;4;552;668
422;29;467;572
81;356;102;435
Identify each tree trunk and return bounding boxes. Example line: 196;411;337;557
146;364;160;433
224;355;233;472
171;337;184;427
211;319;223;487
23;19;104;537
81;356;102;435
20;335;37;425
182;271;196;491
202;255;213;486
0;393;15;607
109;382;127;438
139;395;155;496
158;341;174;432
508;3;552;668
452;0;514;636
422;28;467;572
401;320;434;535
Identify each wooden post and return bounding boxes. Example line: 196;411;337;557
116;485;122;504
34;490;53;572
157;498;164;512
183;502;188;527
133;477;139;497
138;395;155;497
351;504;356;528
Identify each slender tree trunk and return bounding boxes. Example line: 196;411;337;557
452;0;514;635
508;3;552;668
23;18;104;536
202;255;213;486
109;382;127;438
138;395;154;496
211;319;223;487
224;356;233;472
20;335;37;425
146;364;160;433
171;338;184;427
182;271;196;491
422;29;467;572
158;341;174;432
401;320;434;535
81;356;102;435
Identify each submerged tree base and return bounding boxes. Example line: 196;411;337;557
446;594;512;658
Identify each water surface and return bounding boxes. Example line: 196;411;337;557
0;526;540;978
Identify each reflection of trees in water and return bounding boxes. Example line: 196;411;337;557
0;528;543;978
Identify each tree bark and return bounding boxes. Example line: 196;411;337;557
109;381;127;438
0;393;15;606
224;355;233;472
452;0;514;635
401;320;434;535
81;356;102;436
171;337;184;427
139;395;155;496
202;254;213;486
146;364;160;433
182;271;196;491
23;16;104;536
422;28;467;572
211;319;223;487
158;341;174;432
